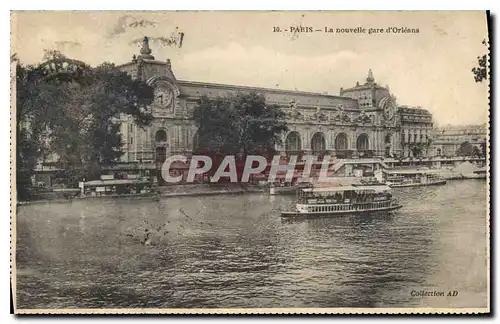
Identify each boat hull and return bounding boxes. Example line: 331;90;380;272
280;204;402;219
462;174;487;180
270;185;310;195
388;180;447;188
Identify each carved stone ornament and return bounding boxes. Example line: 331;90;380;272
354;112;372;124
287;109;303;121
331;111;352;123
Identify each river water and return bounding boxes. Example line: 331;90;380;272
15;180;488;309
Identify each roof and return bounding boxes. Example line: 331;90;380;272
398;106;432;115
301;185;391;193
116;59;169;69
341;83;388;92
341;85;387;92
84;179;151;187
177;80;358;101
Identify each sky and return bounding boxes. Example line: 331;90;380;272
11;11;489;126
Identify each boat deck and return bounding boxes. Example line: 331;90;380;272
281;204;402;218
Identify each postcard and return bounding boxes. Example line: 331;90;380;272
11;11;490;314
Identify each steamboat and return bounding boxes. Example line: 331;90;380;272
383;169;447;188
461;167;487;179
280;184;402;219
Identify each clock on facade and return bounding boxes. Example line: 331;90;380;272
384;101;396;120
379;96;396;121
154;86;174;109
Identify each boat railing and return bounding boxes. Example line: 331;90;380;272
303;200;390;213
302;198;395;209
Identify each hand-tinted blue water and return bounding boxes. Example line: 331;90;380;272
16;180;488;309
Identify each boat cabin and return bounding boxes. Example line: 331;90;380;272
82;178;154;197
297;185;393;205
383;169;444;186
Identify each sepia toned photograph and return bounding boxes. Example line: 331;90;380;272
11;11;490;314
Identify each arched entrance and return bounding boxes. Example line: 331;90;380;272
385;133;392;157
192;132;199;152
285;131;302;153
155;147;167;164
311;132;326;155
155;129;168;185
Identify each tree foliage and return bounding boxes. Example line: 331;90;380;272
15;51;154;199
192;92;288;156
456;141;481;157
408;138;432;158
472;39;488;83
409;143;424;158
191;92;288;182
480;141;487;157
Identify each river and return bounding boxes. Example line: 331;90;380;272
15;179;488;309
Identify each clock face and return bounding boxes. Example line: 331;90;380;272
384;101;396;120
154;86;173;108
379;96;396;121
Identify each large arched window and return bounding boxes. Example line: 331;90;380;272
335;133;349;151
155;129;167;142
356;134;370;151
311;132;326;154
285;131;302;152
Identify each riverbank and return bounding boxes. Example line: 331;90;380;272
159;183;265;197
16;169;486;205
17;184;266;205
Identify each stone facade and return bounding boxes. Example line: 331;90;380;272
116;37;434;167
433;124;487;156
399;106;434;157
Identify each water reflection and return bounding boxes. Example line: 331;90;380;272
16;180;487;309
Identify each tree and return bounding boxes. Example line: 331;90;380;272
472;39;488;83
15;52;155;198
456;141;481;157
192;92;288;181
67;61;154;166
472;146;481;157
193;92;288;156
409;143;423;158
15;62;60;200
480;141;487;157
